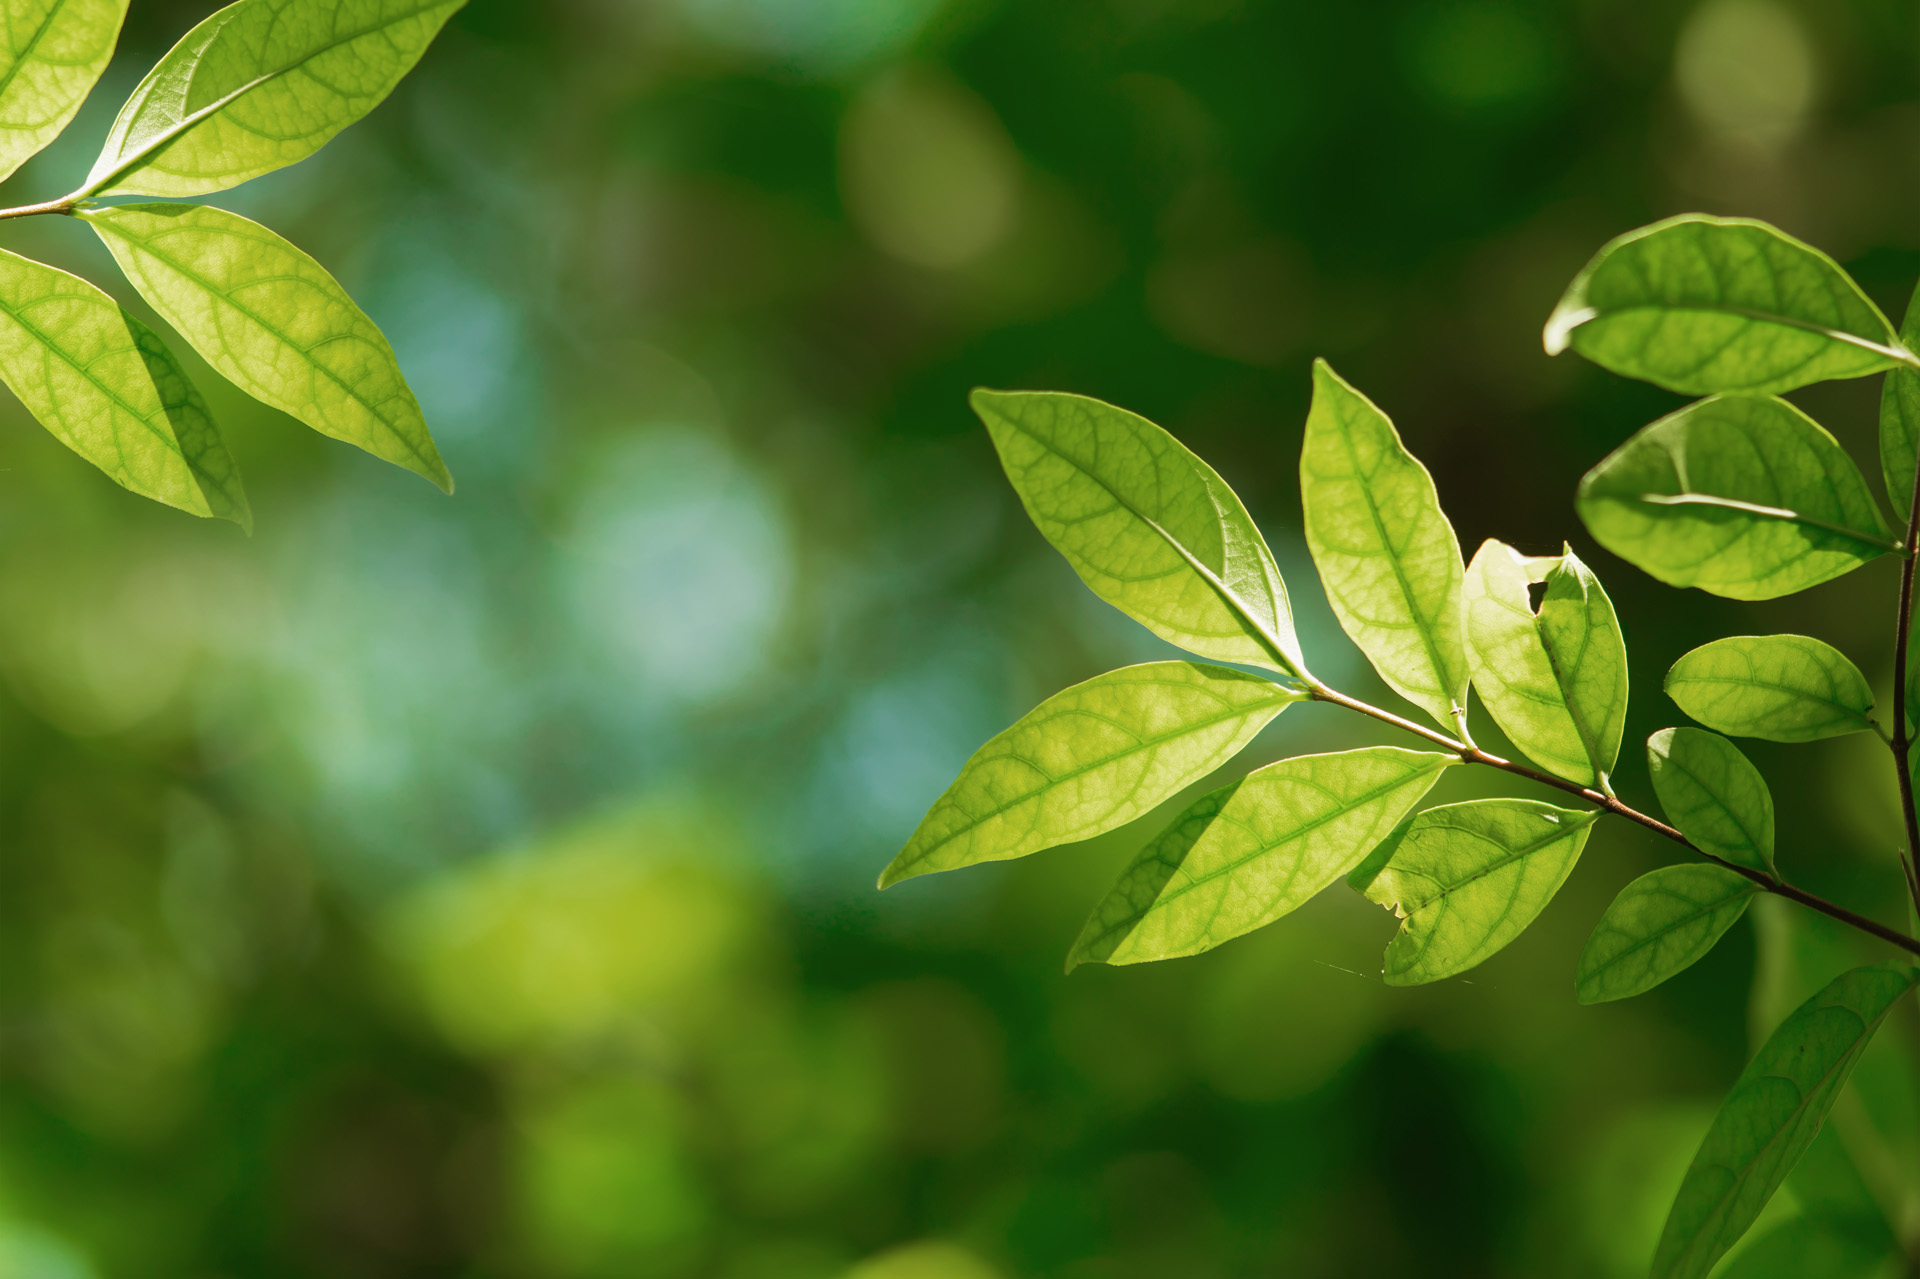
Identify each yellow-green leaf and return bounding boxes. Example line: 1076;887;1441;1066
1575;863;1759;1004
0;0;127;183
1647;727;1773;871
1665;635;1874;743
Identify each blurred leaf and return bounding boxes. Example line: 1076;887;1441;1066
1463;541;1626;786
973;388;1307;677
1299;359;1466;729
1575;863;1759;1004
1651;962;1920;1279
1068;746;1453;968
85;202;452;491
1576;395;1894;601
1543;214;1904;396
1354;798;1598;986
1717;1215;1894;1279
79;0;466;199
1665;635;1874;742
0;0;127;183
1647;728;1774;871
881;663;1303;887
1878;281;1920;514
0;247;247;527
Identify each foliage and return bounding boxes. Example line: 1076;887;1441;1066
0;0;457;530
890;212;1920;1277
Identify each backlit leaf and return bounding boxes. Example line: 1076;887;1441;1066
1462;540;1627;786
1651;962;1920;1279
1576;395;1895;601
1647;727;1774;871
0;247;247;527
1299;359;1467;729
0;0;127;183
1575;863;1759;1004
1067;746;1453;968
880;662;1303;887
85;202;451;491
1354;798;1598;986
1666;635;1874;742
1544;213;1905;396
973;389;1307;677
1878;280;1920;512
79;0;466;199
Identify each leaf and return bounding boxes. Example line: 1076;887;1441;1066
1717;1216;1895;1279
1647;727;1774;871
880;662;1303;887
1576;395;1895;601
0;247;247;527
1651;962;1920;1279
1462;540;1628;786
1878;280;1920;512
1543;213;1906;396
1666;635;1874;743
973;388;1308;677
0;0;127;184
1353;798;1599;986
85;202;451;491
1299;359;1467;729
78;0;466;200
1067;746;1453;968
1575;863;1760;1004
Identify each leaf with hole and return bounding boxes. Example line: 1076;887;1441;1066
1647;727;1774;871
1544;214;1905;396
1666;635;1874;742
1576;395;1894;601
1299;359;1467;729
1576;863;1759;1004
0;246;247;527
0;0;127;183
1066;746;1453;968
85;202;451;491
1352;798;1599;986
1651;962;1920;1279
973;388;1307;677
1462;540;1627;786
880;662;1303;888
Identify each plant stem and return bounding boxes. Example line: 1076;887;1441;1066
0;195;78;222
1307;683;1920;960
1890;442;1920;921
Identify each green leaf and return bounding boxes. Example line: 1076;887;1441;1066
0;0;127;183
1576;395;1895;601
1666;635;1875;743
1543;213;1906;396
1067;746;1453;968
880;662;1303;888
84;202;451;491
1575;863;1760;1004
1353;798;1599;986
0;247;247;528
1462;540;1628;786
973;388;1307;677
79;0;466;200
1718;1216;1896;1279
1299;359;1467;729
1647;727;1775;871
1878;281;1920;512
1651;962;1920;1279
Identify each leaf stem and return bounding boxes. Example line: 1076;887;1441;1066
1306;682;1920;960
1888;418;1920;922
0;195;79;222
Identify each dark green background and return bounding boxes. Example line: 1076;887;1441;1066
0;0;1915;1275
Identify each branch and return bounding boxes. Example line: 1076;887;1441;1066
1890;438;1920;920
0;196;79;222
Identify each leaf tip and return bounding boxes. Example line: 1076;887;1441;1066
1542;305;1594;356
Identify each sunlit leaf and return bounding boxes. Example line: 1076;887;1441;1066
85;202;451;491
1652;962;1920;1279
1067;746;1453;968
880;662;1303;887
973;388;1308;677
1576;395;1895;601
1299;359;1466;729
1879;281;1920;513
1353;798;1598;986
79;0;466;199
1647;727;1774;871
1544;213;1905;396
1462;540;1627;786
0;247;247;527
1575;863;1759;1004
0;0;127;183
1666;635;1874;742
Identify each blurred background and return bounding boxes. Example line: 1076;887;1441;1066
2;0;1920;1275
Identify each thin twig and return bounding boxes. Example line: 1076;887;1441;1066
0;196;78;222
1891;430;1920;922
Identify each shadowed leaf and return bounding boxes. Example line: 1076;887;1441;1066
1576;863;1759;1004
1647;728;1774;871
